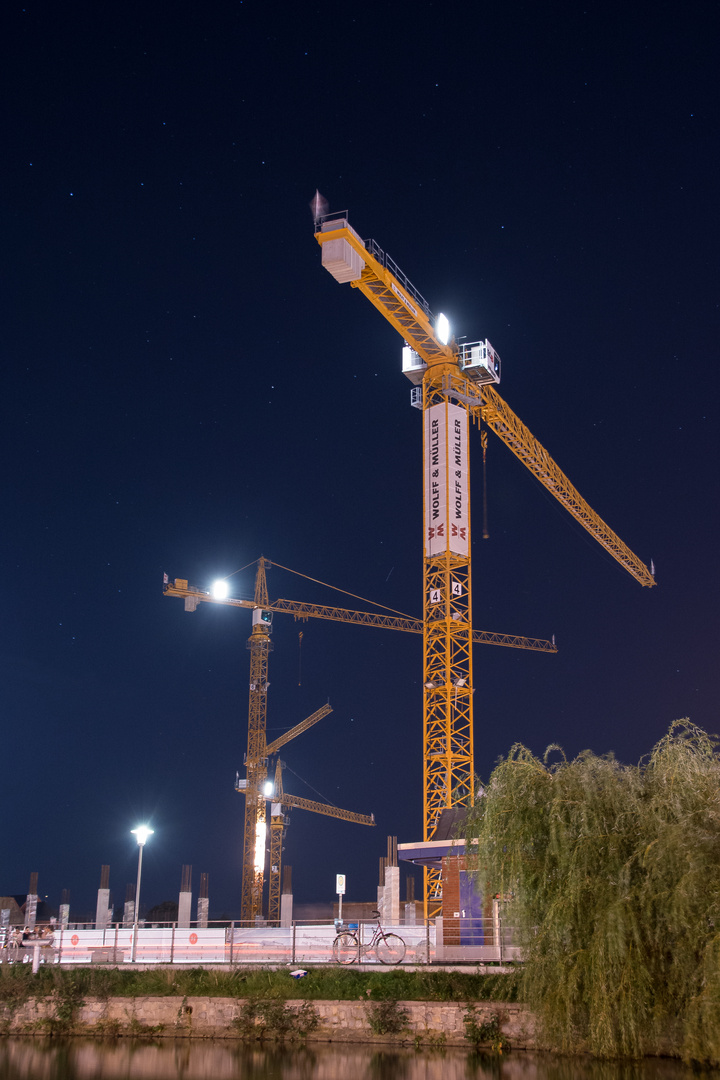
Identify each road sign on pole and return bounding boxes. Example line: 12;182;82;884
336;874;346;923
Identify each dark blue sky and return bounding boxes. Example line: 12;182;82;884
3;1;718;919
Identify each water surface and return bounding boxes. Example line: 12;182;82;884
0;1038;716;1080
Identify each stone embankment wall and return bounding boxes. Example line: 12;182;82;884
5;996;539;1048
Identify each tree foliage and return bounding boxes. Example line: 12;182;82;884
466;721;720;1062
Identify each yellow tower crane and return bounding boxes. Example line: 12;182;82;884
313;206;655;915
166;557;375;923
164;557;558;921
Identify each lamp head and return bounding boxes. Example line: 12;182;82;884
131;825;153;847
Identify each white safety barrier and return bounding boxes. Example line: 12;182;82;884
0;917;522;966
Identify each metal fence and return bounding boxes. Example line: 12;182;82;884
0;920;432;966
0;915;519;966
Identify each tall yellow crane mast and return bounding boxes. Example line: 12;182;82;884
313;207;655;915
242;557;272;922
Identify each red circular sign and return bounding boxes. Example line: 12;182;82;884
189;932;198;945
71;934;79;946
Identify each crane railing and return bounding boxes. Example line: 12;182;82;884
318;211;433;315
362;238;434;319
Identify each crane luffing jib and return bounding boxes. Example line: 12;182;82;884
314;213;655;588
162;579;558;654
265;702;333;755
439;375;656;588
277;793;375;825
479;383;655;587
236;779;375;826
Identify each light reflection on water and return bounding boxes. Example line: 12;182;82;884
0;1039;716;1080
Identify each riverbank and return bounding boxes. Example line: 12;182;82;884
0;966;681;1058
1;994;535;1048
0;965;526;1048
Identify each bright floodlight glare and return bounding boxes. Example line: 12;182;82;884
212;579;229;600
131;825;153;846
264;781;274;796
436;312;450;345
254;822;267;872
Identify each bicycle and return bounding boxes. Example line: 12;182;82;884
332;911;406;965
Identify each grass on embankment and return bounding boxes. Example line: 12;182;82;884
0;964;520;1006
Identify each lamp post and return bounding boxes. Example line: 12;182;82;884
130;825;153;963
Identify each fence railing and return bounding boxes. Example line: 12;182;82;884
0;920;433;966
0;916;519;966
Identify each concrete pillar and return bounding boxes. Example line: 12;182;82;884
404;901;416;926
178;892;192;927
25;895;38;930
95;889;111;929
123;900;135;928
26;872;38;930
177;865;192;927
96;866;111;929
384;865;400;926
280;892;293;928
59;904;70;929
196;872;209;928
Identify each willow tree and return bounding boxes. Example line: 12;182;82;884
466;721;720;1062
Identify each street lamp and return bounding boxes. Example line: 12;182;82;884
130;825;153;963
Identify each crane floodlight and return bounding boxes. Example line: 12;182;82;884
436;312;450;345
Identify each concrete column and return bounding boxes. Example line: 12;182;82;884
196;897;209;928
123;900;135;928
383;865;400;925
177;891;192;927
404;901;416;926
96;867;111;929
25;894;38;930
96;889;111;929
59;904;70;929
280;892;293;928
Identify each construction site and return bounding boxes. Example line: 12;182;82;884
1;204;656;966
155;203;654;941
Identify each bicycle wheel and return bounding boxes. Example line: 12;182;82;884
332;932;359;965
375;932;406;964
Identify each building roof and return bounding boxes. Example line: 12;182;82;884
397;807;474;869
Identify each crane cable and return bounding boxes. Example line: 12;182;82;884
219;558;416;619
481;429;490;539
269;560;415;619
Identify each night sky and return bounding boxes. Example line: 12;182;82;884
3;2;718;920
